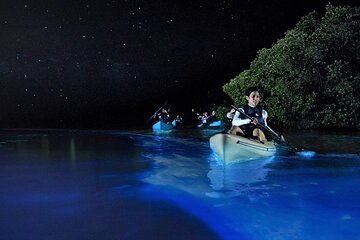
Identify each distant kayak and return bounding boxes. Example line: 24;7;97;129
197;120;224;130
152;120;176;131
209;133;276;164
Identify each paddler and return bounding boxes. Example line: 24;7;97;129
228;87;284;143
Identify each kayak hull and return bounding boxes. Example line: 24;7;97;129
209;133;276;164
197;121;224;130
152;120;176;131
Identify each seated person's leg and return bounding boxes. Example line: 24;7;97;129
229;126;244;136
252;128;267;142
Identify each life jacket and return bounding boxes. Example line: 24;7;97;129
239;105;265;137
240;105;264;124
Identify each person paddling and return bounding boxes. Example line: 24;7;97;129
229;87;284;143
157;108;170;123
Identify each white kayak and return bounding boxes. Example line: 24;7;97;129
209;133;277;164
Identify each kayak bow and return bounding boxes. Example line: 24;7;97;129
210;133;276;164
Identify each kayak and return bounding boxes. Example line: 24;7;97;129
152;120;176;131
197;120;224;130
209;133;276;164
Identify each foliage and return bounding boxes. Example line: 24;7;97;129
215;106;233;128
223;5;360;129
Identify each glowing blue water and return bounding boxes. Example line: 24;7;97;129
0;130;359;240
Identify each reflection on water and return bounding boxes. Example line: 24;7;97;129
1;129;360;240
206;156;274;199
0;130;148;173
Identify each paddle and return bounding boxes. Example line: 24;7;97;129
230;104;316;158
146;100;168;125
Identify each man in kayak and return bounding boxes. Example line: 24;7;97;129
198;111;210;125
228;87;272;143
208;110;217;124
157;108;170;124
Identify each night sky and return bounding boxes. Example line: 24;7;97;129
0;0;357;129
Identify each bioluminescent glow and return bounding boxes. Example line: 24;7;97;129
1;130;360;239
296;150;317;159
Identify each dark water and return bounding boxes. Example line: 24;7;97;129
0;129;359;240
